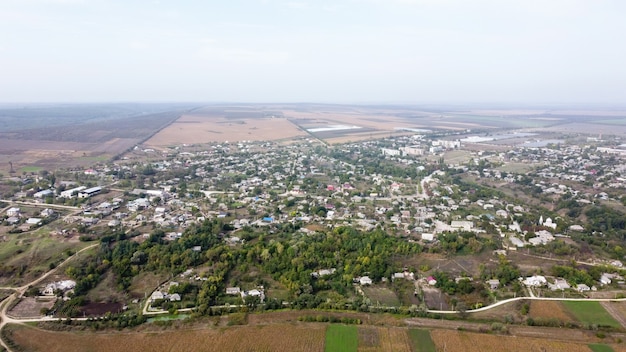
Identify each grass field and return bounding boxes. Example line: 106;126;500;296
589;344;615;352
0;231;89;286
562;301;621;328
408;329;436;352
325;325;358;352
362;286;401;307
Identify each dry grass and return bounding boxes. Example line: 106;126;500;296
357;327;414;352
6;323;327;352
430;329;593;352
529;300;572;321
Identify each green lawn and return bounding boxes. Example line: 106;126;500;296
588;344;615;352
408;329;436;352
562;301;621;328
325;325;358;352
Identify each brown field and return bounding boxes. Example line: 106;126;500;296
4;323;327;352
430;329;595;352
529;300;572;322
146;114;307;146
0;110;181;173
358;326;412;352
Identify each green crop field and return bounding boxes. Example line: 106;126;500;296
325;325;358;352
562;301;621;328
408;329;436;352
588;343;615;352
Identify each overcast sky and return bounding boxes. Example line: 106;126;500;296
2;0;625;105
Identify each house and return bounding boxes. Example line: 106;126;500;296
548;278;570;291
359;276;373;285
241;288;265;302
575;284;590;292
78;186;102;198
33;189;53;199
40;208;55;217
486;279;500;290
450;221;473;231
226;287;241;295
150;291;165;301
169;293;181;302
312;268;336;278
60;186;86;199
42;280;76;295
522;275;547;287
6;207;20;217
26;218;42;226
427;276;437;286
6;217;19;225
421;233;434;242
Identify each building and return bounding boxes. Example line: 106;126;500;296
33;189;53;199
60;186;86;199
78;186;102;198
6;207;20;217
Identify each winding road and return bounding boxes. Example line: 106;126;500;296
0;243;98;352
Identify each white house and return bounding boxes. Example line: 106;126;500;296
522;275;547;287
421;233;434;242
359;276;373;285
575;284;591;292
150;291;165;301
6;207;20;217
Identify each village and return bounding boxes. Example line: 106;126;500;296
2;128;626;319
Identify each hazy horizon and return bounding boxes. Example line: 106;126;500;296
2;0;625;105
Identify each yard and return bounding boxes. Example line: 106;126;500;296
362;286;401;307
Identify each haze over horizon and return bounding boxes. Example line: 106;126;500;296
2;0;625;105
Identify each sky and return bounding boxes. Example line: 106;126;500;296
1;0;625;105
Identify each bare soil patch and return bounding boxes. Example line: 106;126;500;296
79;302;124;317
7;296;56;318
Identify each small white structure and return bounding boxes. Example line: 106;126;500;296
42;280;76;295
312;268;336;278
60;186;86;199
576;284;591;292
226;287;241;295
486;279;500;290
26;218;42;226
33;189;54;199
241;287;265;302
359;276;373;286
528;230;555;246
421;233;434;242
548;278;570;291
150;291;165;301
522;275;547;287
6;207;20;217
78;186;102;198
